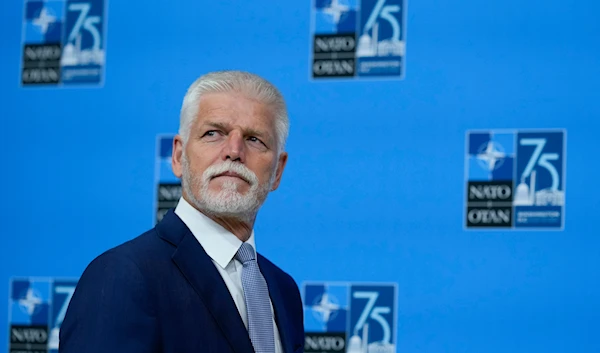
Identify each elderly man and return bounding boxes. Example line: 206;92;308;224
59;71;304;353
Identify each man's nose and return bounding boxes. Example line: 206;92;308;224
221;130;245;162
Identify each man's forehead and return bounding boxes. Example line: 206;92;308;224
197;104;237;117
195;93;276;126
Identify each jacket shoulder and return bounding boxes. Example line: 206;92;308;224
79;227;172;280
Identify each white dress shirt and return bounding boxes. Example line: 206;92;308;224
175;197;282;353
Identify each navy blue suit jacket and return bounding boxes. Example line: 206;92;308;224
59;210;304;353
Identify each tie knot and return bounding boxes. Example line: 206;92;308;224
235;242;256;264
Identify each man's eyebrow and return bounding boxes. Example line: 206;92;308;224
202;121;230;131
202;121;272;141
245;128;269;139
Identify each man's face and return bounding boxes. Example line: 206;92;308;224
172;92;288;219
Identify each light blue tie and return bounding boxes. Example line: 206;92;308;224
236;243;276;353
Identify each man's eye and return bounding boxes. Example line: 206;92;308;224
203;131;218;137
248;136;266;146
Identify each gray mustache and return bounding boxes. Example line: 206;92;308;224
203;160;258;185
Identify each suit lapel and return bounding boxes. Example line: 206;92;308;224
157;211;254;353
259;256;294;353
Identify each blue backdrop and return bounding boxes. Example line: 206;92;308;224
1;0;599;352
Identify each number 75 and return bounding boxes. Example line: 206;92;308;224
353;291;391;344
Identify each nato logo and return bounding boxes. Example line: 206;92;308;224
465;130;566;229
311;0;406;79
9;278;78;353
21;0;107;86
154;134;181;224
303;282;397;353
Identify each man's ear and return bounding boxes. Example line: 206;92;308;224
270;152;288;191
172;135;185;178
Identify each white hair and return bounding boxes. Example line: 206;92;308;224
179;70;289;152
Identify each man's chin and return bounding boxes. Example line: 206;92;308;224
201;199;258;222
205;189;247;200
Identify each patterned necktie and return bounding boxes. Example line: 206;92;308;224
235;243;276;353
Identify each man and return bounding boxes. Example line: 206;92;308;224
59;71;304;353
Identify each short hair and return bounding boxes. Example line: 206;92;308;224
179;70;289;153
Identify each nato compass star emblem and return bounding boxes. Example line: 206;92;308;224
18;287;43;316
312;293;340;323
476;140;506;172
33;7;57;35
322;0;350;25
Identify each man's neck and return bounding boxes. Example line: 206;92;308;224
202;212;254;242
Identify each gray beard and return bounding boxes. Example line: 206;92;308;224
181;155;274;223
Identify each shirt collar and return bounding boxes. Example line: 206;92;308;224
174;197;256;269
